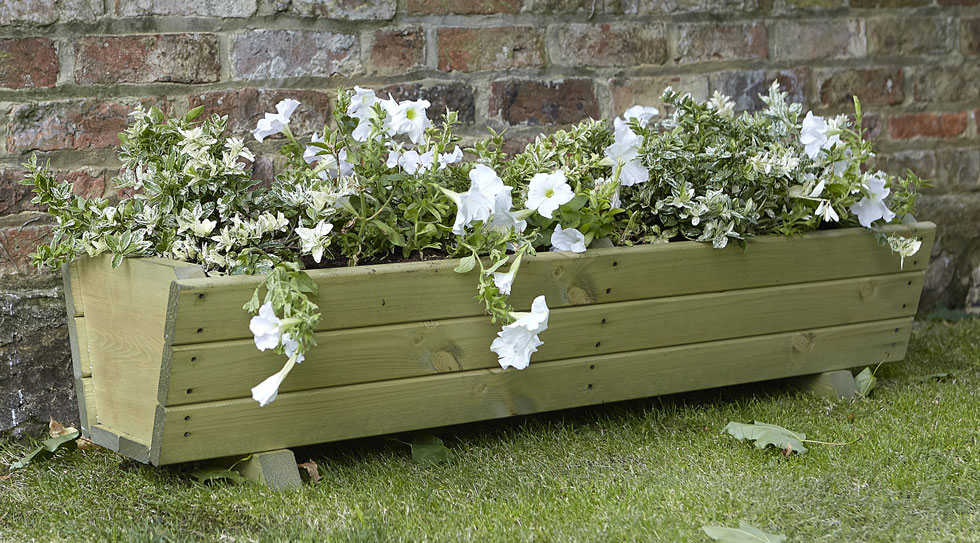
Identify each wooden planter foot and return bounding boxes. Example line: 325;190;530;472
234;449;303;490
790;370;859;399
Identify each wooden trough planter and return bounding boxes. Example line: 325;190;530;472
66;223;935;467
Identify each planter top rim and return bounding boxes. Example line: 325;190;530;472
85;222;935;286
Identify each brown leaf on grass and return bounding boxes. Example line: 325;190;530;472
298;459;321;483
48;418;77;438
76;437;100;450
0;473;12;481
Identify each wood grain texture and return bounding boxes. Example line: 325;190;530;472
76;377;96;437
77;256;202;447
165;272;925;405
166;223;936;345
62;262;84;318
158;318;912;464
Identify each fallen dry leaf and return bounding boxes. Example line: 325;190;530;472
76;437;100;450
48;418;77;438
297;459;321;483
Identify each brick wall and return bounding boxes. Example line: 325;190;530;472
1;0;979;435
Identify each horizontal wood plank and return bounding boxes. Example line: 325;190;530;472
167;223;935;345
165;272;924;405
158;318;912;464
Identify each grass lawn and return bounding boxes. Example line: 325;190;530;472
2;319;978;542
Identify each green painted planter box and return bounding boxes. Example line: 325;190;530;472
65;223;935;465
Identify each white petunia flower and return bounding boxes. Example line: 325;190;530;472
489;186;527;233
800;111;841;161
491;296;550;370
491;254;523;296
295;221;334;263
251;367;288;407
313;148;354;180
252;98;300;142
815;200;839;223
526;171;574;219
390;99;432;144
347;86;377;117
448;184;494;235
603;126;649;187
849;172;897;228
392;149;435;175
623;105;659;127
437;145;463;169
470;164;505;197
281;333;306;364
249;302;282;351
550;224;587;253
303;132;326;164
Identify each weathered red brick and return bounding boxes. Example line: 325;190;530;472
556;23;668;67
0;38;58;89
772;19;865;60
818;68;904;107
711;68;810;111
188;89;333;137
0;219;53;274
232;30;360;80
0;170;36;216
867;17;953;56
438;27;545;72
369;27;425;75
849;0;929;6
877;148;979;192
962;19;980;56
490;79;599;126
0;0;100;25
780;0;845;8
285;0;396;19
75;34;220;85
406;0;520;14
910;65;980;103
7;100;133;153
526;0;642;14
1;168;106;216
639;0;762;13
380;83;476;124
609;75;710;114
888;112;968;140
675;22;768;63
114;0;257;16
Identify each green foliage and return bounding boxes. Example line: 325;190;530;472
18;84;926;385
702;521;787;543
10;429;81;470
723;421;808;455
410;433;454;466
855;367;878;397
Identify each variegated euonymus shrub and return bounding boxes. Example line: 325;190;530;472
21;83;924;406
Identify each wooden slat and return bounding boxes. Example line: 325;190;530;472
167;223;935;345
76;377;96;437
62;262;84;317
72;318;92;378
157;318;912;464
165;271;925;405
77;256;202;447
